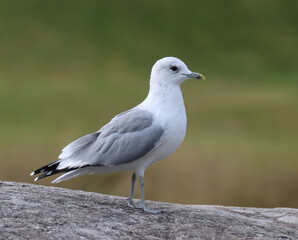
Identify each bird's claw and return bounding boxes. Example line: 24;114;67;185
142;205;162;214
127;200;142;209
128;200;162;213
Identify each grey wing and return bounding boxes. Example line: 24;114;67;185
58;109;164;169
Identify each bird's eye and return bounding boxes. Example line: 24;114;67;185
170;66;178;71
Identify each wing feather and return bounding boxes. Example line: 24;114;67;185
57;109;164;170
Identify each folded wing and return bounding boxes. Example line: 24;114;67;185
31;109;164;180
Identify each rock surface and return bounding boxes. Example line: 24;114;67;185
0;181;297;239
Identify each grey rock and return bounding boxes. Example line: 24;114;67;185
0;180;297;239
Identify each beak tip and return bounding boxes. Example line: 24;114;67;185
198;74;206;80
184;72;206;80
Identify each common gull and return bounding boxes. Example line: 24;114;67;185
30;56;205;213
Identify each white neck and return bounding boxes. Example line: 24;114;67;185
139;81;185;113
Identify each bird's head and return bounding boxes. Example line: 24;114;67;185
150;57;205;87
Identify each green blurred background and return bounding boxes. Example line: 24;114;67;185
1;0;297;208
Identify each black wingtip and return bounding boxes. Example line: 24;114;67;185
34;171;54;181
31;161;93;181
31;161;59;175
31;161;61;181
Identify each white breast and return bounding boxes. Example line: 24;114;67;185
130;85;187;175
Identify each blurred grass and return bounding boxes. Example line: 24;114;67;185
0;0;297;207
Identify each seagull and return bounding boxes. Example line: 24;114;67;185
30;57;205;213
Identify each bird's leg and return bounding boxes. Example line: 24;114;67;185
127;173;141;208
139;176;161;213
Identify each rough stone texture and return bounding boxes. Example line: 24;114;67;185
0;181;297;239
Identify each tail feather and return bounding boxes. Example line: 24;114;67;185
51;168;95;183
